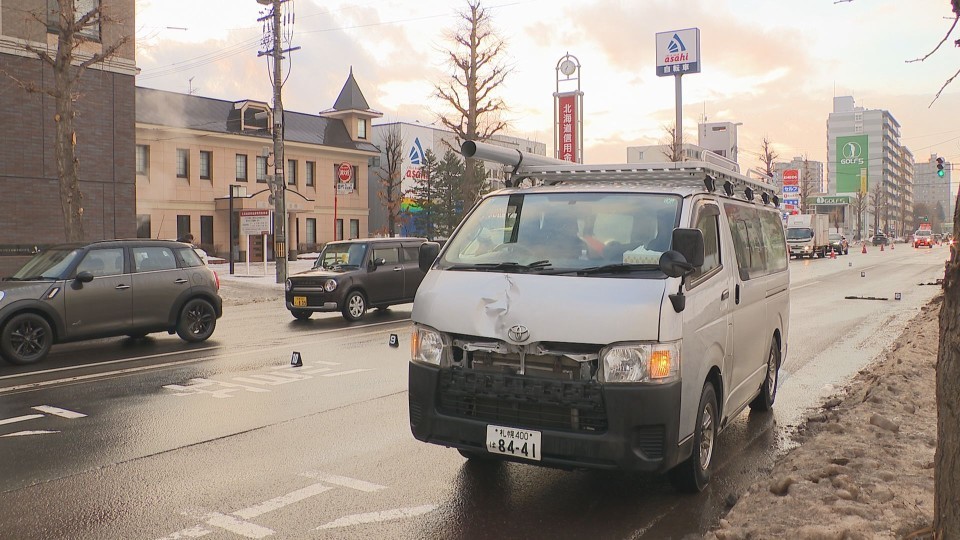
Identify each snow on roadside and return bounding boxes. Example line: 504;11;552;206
706;296;940;540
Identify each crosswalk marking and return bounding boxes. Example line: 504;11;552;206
32;405;86;418
316;505;437;530
233;483;333;520
0;414;43;426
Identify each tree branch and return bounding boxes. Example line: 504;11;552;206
907;15;959;63
929;65;960;107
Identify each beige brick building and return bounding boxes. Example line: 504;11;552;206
135;71;381;261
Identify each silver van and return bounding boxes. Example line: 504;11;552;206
408;142;790;492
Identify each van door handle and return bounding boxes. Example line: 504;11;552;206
735;284;741;305
392;267;402;271
721;290;729;301
115;284;130;290
174;278;189;284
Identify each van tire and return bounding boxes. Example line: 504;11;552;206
458;448;497;461
290;309;312;321
341;291;367;322
750;339;780;412
669;383;717;493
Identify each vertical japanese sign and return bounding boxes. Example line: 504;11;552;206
836;135;868;193
557;93;578;162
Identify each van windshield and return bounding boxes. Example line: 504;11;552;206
438;192;681;274
315;243;367;269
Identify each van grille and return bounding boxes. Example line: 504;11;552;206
437;368;607;433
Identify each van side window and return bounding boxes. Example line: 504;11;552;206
758;210;788;273
374;246;400;265
690;207;721;283
724;204;764;280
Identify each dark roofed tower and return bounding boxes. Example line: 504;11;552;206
321;67;383;142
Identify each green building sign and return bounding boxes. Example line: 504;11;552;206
836;135;868;193
808;196;852;205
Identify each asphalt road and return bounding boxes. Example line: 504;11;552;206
0;244;948;539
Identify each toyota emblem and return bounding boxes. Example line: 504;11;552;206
508;325;530;343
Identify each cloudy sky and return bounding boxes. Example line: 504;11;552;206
135;0;960;172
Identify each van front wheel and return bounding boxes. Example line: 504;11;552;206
750;338;780;412
669;383;717;493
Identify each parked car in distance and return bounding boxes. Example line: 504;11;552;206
914;229;934;249
285;237;428;322
828;233;849;255
0;239;222;365
872;233;889;246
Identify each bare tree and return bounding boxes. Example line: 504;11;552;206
798;155;818;214
759;136;779;179
434;0;511;205
660;123;685;162
869;182;887;235
5;1;129;242
851;190;868;241
938;181;960;539
906;5;960;106
376;124;406;237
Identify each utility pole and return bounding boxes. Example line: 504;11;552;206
257;0;298;283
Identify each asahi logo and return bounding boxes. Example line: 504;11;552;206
840;141;864;165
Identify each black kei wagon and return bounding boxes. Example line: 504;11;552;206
285;237;428;322
0;239;223;365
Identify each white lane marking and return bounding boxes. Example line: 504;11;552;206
299;472;387;492
316;505;437;530
0;318;405;384
791;280;821;291
32;405;86;418
155;525;212;539
0;414;43;426
1;430;60;437
233;483;333;520
198;512;274;538
322;369;372;377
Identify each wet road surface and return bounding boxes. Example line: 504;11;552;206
0;245;948;539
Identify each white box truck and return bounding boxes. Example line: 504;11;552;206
786;213;830;258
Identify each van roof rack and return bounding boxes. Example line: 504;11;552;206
512;161;780;206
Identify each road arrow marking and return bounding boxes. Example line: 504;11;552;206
0;414;43;426
32;405;86;418
233;482;333;520
315;505;437;530
299;472;387;492
2;430;60;437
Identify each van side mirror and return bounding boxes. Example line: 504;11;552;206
75;271;95;284
369;257;387;270
419;242;441;272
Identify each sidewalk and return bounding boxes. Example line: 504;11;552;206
209;259;316;307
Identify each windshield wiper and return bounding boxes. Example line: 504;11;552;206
447;260;553;273
576;263;658;276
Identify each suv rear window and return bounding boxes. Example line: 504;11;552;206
177;247;204;267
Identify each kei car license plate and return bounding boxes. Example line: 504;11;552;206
293;296;307;307
485;425;541;461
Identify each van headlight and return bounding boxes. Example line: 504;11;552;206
0;291;5;303
600;342;680;384
324;279;337;292
285;279;292;292
411;325;446;366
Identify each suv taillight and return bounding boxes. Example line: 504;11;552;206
214;271;220;290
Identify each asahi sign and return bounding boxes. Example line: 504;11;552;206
655;28;701;76
837;135;868;193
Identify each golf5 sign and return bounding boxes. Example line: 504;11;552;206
656;28;701;76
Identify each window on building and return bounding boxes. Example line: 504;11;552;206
200;150;213;180
200;216;214;247
854;124;863;133
349;219;360;240
306;161;315;186
256;156;267;183
287;159;297;186
357;119;367;139
176;149;189;179
236;154;248;182
176;215;191;241
335;219;344;241
48;0;100;41
136;145;150;175
306;218;317;245
136;214;151;239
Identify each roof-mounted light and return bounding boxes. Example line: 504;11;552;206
704;174;717;192
761;192;770;205
744;187;755;201
722;181;734;196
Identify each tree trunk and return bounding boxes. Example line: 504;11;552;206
935;190;960;538
54;22;84;243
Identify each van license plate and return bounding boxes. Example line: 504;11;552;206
293;296;307;307
485;425;541;461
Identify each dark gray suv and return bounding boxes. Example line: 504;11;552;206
0;240;223;365
285;237;427;322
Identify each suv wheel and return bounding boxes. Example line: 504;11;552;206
1;313;53;365
341;291;367;322
176;298;217;342
291;309;312;321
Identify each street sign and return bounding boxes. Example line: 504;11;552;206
655;28;701;76
239;209;271;236
338;163;352;182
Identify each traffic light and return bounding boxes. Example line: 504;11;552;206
937;157;945;177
